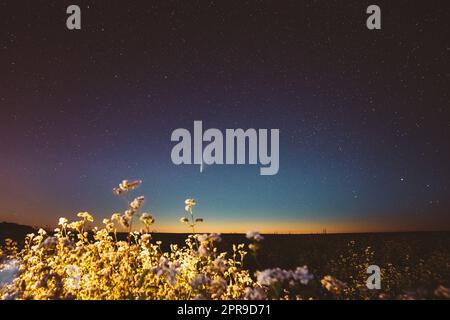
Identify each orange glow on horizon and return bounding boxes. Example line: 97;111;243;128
1;211;449;234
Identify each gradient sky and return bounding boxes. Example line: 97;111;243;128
1;1;449;233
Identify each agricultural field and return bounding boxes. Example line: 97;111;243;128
1;220;449;299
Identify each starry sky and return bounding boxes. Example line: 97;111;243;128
0;1;449;233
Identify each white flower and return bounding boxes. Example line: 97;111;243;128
124;209;135;218
196;234;209;242
208;233;221;242
184;198;197;206
130;196;145;210
179;217;189;223
244;287;267;300
151;257;180;286
121;179;141;191
213;257;228;272
293;266;314;285
111;213;121;221
113;179;142;195
196;233;221;243
39;236;58;249
140;212;155;226
0;259;20;286
198;244;209;257
119;215;130;228
256;269;279;286
58;217;68;226
246;230;264;242
77;212;93;222
256;266;314;287
184;198;197;213
66;265;81;290
140;233;152;243
191;274;209;288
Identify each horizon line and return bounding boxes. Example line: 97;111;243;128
1;220;450;235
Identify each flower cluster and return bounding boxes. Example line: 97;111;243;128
180;198;203;233
0;180;449;300
0;181;259;300
112;179;142;195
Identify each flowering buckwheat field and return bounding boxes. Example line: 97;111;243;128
0;180;449;300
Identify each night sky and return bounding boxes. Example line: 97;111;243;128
1;1;449;233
